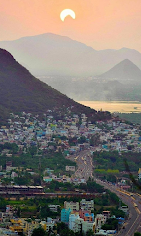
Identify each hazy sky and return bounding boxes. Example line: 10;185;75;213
0;0;141;51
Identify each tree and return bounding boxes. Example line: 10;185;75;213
108;191;119;205
127;145;134;150
31;227;47;236
3;142;18;154
14;176;30;185
134;233;141;236
0;197;7;210
1;178;11;186
28;146;37;158
40;205;51;218
57;222;68;234
33;174;41;185
106;174;117;183
57;206;61;214
90;134;100;146
78;136;86;144
102;218;118;230
17;207;21;217
86;229;94;236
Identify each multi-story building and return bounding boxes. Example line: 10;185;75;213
102;211;110;219
74;218;84;233
138;168;141;179
80;199;94;211
40;220;55;232
20;218;40;236
0;228;18;235
95;214;107;230
82;221;95;234
73;218;95;234
61;208;71;223
9;219;23;234
64;201;79;211
84;213;94;222
66;166;75;172
79;209;90;219
69;213;79;231
48;205;60;212
79;209;94;222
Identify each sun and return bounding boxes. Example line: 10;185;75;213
60;9;76;22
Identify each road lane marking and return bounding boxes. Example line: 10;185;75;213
125;214;140;236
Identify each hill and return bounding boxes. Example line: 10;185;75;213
43;59;141;101
0;33;141;76
99;59;141;83
0;49;111;123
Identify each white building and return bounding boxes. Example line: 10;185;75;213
66;166;75;172
95;214;107;230
95;229;108;235
73;217;95;234
74;218;84;233
80;199;94;211
48;205;60;212
119;205;128;213
40;220;55;232
69;213;79;231
64;201;79;211
82;221;95;234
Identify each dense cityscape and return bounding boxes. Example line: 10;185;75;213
0;108;140;235
0;1;141;235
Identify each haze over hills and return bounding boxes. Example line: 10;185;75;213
0;33;141;76
99;59;141;83
0;48;111;123
1;33;141;102
43;59;141;101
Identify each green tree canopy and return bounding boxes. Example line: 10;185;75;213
31;227;47;236
134;233;141;236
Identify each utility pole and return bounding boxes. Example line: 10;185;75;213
35;141;42;186
119;199;121;208
38;153;42;186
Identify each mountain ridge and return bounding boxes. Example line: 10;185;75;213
0;33;141;76
0;48;111;123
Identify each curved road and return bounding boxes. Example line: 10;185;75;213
96;179;141;236
70;149;141;236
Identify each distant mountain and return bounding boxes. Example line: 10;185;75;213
0;49;111;123
42;59;141;101
0;33;141;76
99;59;141;83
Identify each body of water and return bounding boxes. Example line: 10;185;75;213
78;101;141;113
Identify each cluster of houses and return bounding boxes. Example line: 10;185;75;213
61;199;95;233
60;199;122;235
0;110;141;156
0;204;57;236
0;162;85;187
0;110;140;185
43;167;86;185
0;199;126;236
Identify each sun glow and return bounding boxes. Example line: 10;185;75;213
60;9;76;22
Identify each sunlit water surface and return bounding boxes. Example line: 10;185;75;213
78;101;141;113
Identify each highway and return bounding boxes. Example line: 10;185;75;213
95;179;141;236
70;149;141;236
70;149;94;180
